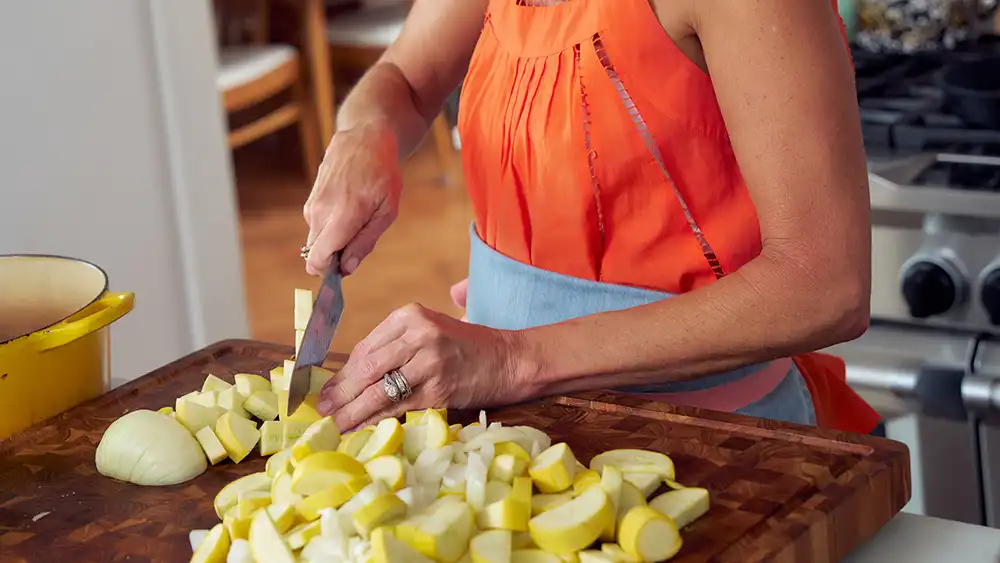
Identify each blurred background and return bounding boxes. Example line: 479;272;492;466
1;0;1000;529
0;0;469;386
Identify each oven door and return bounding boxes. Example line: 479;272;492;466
825;322;984;525
963;339;1000;528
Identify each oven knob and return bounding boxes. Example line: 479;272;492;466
982;269;1000;325
901;261;959;318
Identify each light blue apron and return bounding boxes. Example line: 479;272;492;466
465;224;816;425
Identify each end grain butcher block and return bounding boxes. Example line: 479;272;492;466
0;340;910;562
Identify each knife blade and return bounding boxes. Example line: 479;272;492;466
287;252;345;415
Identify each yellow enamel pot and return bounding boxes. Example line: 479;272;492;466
0;255;134;440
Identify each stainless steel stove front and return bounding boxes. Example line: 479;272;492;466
826;324;983;525
867;156;1000;336
826;160;1000;526
962;339;1000;528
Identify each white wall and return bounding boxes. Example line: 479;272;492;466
0;1;249;382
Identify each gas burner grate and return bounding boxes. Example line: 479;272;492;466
914;159;1000;191
853;44;1000;156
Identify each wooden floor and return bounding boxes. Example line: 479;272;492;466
233;129;472;353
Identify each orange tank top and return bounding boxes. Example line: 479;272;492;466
458;0;879;434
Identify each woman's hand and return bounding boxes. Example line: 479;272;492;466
317;303;532;431
303;122;402;276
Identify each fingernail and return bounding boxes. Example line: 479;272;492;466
318;400;332;414
343;256;359;274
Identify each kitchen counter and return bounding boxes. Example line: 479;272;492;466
845;513;1000;563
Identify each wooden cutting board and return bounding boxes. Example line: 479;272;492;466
0;339;910;562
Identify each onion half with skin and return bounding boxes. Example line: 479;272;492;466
96;409;208;485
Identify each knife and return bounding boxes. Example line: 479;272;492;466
287;251;345;415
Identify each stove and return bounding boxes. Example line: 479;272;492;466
855;47;1000;157
825;45;1000;527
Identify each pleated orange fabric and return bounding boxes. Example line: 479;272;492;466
458;0;879;433
460;0;750;292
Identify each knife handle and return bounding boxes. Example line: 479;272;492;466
330;251;341;275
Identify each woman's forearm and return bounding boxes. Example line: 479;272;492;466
512;249;870;396
335;62;437;160
334;0;485;160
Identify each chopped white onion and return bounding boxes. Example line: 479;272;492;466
458;424;487;443
396;483;436;515
441;462;468;489
301;537;347;562
189;529;208;552
226;539;253;563
462;427;533;453
479;442;496;468
466;451;488;510
349;537;372;561
413;445;453;483
320;508;349;556
402;458;417;487
515;425;552;453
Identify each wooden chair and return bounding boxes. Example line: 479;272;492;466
325;0;462;187
214;0;321;178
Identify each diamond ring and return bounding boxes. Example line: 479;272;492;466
382;369;412;403
382;376;401;403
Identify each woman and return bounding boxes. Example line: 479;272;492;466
304;0;879;434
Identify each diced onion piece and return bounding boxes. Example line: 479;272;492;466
189;529;209;552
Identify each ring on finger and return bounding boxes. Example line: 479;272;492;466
300;245;311;260
390;369;414;400
382;369;412;403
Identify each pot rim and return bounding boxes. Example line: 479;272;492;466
0;254;110;346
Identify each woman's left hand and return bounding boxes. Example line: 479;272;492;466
317;303;531;431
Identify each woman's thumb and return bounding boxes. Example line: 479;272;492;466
450;278;469;309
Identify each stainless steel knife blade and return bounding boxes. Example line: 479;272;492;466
287;252;344;414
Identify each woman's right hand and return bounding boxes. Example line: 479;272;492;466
303;122;403;277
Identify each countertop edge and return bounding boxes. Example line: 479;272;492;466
844;513;1000;563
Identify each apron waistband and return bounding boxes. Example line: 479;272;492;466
634;357;793;411
465;223;786;412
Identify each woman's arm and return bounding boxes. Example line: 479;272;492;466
303;0;485;275
333;0;486;158
512;0;871;396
